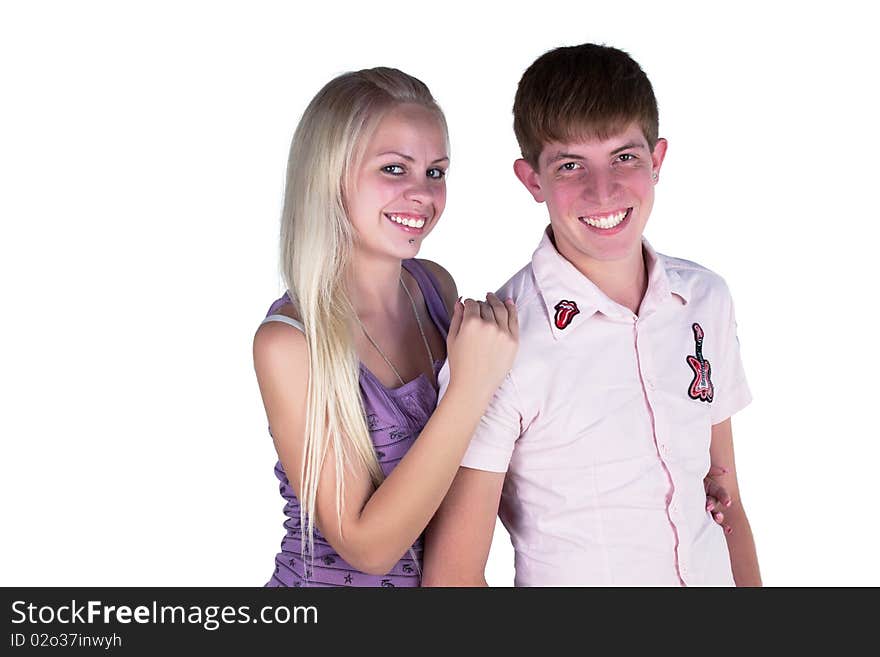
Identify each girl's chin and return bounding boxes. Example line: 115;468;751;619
394;232;426;251
357;243;423;262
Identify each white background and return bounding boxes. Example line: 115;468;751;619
2;1;878;586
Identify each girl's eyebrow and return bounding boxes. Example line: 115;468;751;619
376;150;449;164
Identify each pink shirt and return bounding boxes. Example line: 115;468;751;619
439;230;751;586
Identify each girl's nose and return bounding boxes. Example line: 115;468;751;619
403;181;433;205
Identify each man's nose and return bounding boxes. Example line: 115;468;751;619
581;170;619;206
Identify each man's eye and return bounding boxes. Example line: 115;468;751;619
382;165;405;175
560;162;581;171
618;153;636;162
427;168;446;180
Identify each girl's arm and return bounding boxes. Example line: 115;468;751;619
253;294;518;575
709;418;762;586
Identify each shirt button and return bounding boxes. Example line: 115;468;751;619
646;379;656;390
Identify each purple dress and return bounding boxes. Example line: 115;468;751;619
263;259;450;587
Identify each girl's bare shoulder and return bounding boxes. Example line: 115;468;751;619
416;259;458;316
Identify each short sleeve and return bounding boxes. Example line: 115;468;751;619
437;361;523;473
709;284;752;425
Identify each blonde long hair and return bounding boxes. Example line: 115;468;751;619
280;68;446;562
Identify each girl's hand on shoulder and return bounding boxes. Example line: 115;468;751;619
446;292;518;399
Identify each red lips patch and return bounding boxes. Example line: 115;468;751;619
553;300;580;330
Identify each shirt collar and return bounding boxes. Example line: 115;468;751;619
531;227;688;340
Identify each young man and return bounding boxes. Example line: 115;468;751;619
423;44;761;586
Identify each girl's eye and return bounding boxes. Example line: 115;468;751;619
382;165;405;175
427;168;446;180
560;162;581;171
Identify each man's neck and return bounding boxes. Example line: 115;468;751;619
560;241;648;316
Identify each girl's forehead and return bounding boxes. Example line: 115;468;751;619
366;105;447;152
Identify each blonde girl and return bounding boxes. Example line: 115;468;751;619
254;67;518;586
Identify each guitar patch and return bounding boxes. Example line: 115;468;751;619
553;300;580;330
686;323;714;402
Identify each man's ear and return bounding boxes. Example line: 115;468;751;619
651;138;668;183
513;158;545;203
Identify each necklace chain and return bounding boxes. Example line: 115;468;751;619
356;275;435;387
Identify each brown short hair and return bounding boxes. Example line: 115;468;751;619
513;44;659;167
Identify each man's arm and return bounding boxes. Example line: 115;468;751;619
709;418;762;586
422;466;506;586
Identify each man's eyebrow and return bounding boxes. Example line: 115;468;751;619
546;142;648;165
376;151;449;164
610;141;647;155
546;151;584;165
